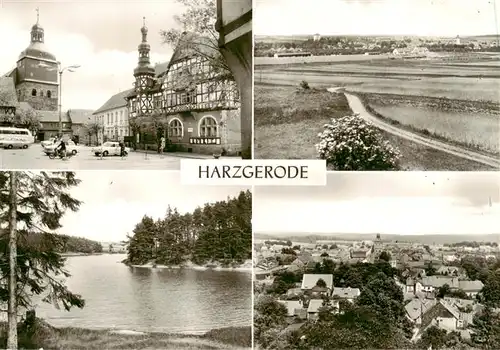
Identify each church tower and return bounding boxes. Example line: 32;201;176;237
133;17;156;115
15;8;59;111
373;233;383;256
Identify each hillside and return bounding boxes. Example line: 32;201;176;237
26;232;103;254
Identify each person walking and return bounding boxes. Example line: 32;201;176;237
120;141;126;160
160;136;166;157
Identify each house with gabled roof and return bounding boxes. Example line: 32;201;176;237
307;299;324;321
67;109;93;144
277;300;304;317
301;274;333;292
92;89;134;143
332;287;361;302
458;280;484;298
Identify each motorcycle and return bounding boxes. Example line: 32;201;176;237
48;149;75;160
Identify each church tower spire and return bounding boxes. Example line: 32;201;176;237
31;7;44;43
133;16;155;91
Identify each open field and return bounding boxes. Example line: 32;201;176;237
255;59;500;103
254;84;351;160
254;84;496;170
0;320;251;350
358;92;500;154
255;51;500;66
255;53;392;66
255;54;500;168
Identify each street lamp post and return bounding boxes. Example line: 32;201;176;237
58;64;81;137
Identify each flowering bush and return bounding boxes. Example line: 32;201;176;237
316;114;401;170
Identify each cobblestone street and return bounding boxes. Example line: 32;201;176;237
0;145;224;170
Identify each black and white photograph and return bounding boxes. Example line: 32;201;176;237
254;0;500;171
253;172;500;349
0;171;252;349
0;0;252;170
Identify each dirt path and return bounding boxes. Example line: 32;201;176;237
327;88;500;169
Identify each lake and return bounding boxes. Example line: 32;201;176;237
34;254;252;334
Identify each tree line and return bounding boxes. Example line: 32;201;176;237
125;190;251;267
25;232;102;254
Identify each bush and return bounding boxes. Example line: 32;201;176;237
316;115;401;170
299;80;310;90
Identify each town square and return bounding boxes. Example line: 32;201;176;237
0;0;251;169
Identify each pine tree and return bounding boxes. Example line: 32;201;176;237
7;171;18;349
126;215;157;265
0;171;86;349
126;191;252;267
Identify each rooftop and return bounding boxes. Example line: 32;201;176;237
332;287;361;299
277;300;302;317
68;109;94;124
93;89;134;115
301;274;333;290
307;299;324;313
168;32;218;67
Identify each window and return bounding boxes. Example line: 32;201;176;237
154;96;162;108
199;116;218;137
166;94;175;107
31;89;37;96
179;93;187;104
169;118;183;137
47;90;51;98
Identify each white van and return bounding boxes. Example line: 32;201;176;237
0;127;35;149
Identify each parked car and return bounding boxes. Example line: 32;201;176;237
92;141;130;157
44;140;79;155
41;137;57;148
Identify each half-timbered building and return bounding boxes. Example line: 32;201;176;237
126;19;241;155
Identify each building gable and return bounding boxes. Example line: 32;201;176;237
0;76;19;108
167;32;219;68
93;90;133;115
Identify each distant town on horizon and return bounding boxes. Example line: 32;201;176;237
255;33;500;39
255;232;500;245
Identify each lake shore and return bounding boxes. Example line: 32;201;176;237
0;319;251;350
127;259;253;273
60;252;103;257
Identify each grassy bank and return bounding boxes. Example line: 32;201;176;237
354;93;498;170
381;132;494;171
357;92;500;155
0;319;251;350
254;84;351;159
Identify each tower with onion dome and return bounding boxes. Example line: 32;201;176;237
15;7;59;111
132;17;156;116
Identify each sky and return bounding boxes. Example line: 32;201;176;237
0;0;185;110
254;172;500;235
58;171;250;243
255;0;500;37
